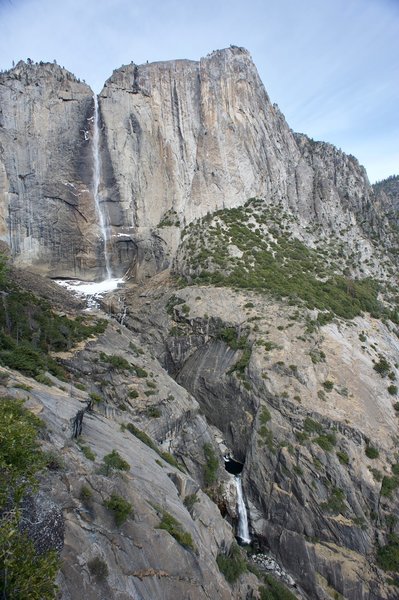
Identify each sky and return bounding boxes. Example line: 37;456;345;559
0;0;398;183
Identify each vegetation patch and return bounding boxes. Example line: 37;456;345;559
365;446;379;459
322;380;334;392
321;487;347;514
88;556;109;581
203;443;219;486
99;450;130;475
216;542;247;583
373;355;391;377
304;417;323;434
158;511;195;550
0;255;106;380
0;397;59;598
377;533;399;572
125;423;183;471
183;493;199;511
104;493;133;526
336;451;349;465
176;202;393;320
79;443;96;462
259;574;298;599
381;476;399;498
315;433;336;452
99;352;132;371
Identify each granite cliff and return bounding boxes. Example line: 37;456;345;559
0;47;392;280
0;47;399;600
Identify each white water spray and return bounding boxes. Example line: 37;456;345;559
92;94;112;279
235;475;251;544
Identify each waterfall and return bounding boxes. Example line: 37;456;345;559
92;94;112;280
235;475;251;544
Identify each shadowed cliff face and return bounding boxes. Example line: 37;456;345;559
0;48;390;281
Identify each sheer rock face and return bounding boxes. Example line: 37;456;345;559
99;47;300;228
0;62;99;277
0;48;383;279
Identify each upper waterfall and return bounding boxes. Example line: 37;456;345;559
92;94;112;280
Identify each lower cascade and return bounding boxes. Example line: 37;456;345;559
235;475;251;544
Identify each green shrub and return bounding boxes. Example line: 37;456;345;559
89;392;102;403
126;423;158;451
158;511;195;550
321;487;346;514
166;295;185;315
14;383;33;391
259;574;298;599
377;533;399;571
88;556;109;581
104;493;133;526
79;485;93;504
125;424;182;470
216;543;247;583
79;444;96;461
35;373;53;386
259;407;271;424
374;355;391;377
304;417;323;434
295;432;309;444
146;406;161;418
322;380;334;391
203;443;218;486
128;389;139;399
315;433;336;452
365;446;379;459
161;451;182;470
217;327;248;350
100;450;130;475
133;365;148;378
388;385;398;396
183;494;199;511
99;353;132;371
381;476;399;498
337;451;349;465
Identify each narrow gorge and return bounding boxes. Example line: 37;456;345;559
0;47;398;600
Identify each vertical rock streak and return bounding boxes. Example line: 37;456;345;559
235;475;250;544
92;94;112;279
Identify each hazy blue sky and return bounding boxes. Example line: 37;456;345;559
0;0;397;182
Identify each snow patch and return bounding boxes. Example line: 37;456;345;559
55;278;123;309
